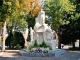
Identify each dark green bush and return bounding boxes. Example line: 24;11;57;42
34;39;39;47
16;44;21;49
41;40;47;48
28;39;38;50
28;40;52;50
5;31;25;49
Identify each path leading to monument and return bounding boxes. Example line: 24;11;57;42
0;50;20;57
0;50;80;60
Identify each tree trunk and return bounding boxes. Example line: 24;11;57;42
58;35;61;49
58;27;61;49
27;28;31;42
72;41;75;48
1;21;6;52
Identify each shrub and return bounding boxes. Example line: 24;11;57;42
28;40;52;51
34;39;39;47
28;39;38;50
39;44;43;47
16;44;21;49
5;31;25;49
41;40;47;48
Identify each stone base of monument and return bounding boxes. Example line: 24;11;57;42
19;49;66;57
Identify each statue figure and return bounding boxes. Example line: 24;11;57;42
34;9;45;31
38;9;45;25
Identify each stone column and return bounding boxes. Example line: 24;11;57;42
43;32;47;42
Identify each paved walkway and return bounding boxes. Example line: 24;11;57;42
0;50;80;60
0;50;20;57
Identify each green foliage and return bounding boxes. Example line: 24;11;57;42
28;39;38;50
5;32;13;48
34;39;39;47
39;40;49;48
28;39;53;50
43;50;48;53
26;15;35;28
0;0;8;22
5;31;25;48
28;45;34;50
16;44;21;49
60;0;80;47
0;0;3;6
43;0;76;48
26;15;35;42
6;0;27;33
41;40;52;50
61;17;80;45
43;0;75;31
0;0;28;36
41;40;47;48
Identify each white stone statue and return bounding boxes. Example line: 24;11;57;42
29;9;57;51
34;9;45;31
38;9;45;25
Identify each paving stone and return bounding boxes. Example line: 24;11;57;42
0;50;80;60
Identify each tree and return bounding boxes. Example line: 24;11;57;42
43;0;75;48
0;0;28;32
0;0;41;51
6;0;27;33
0;0;27;51
61;17;80;48
61;0;80;48
22;0;41;28
22;0;41;41
22;0;41;16
0;0;10;51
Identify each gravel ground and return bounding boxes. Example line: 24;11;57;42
0;50;80;60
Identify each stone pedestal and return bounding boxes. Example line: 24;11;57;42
19;49;66;57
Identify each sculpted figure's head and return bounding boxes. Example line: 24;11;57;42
38;9;45;16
